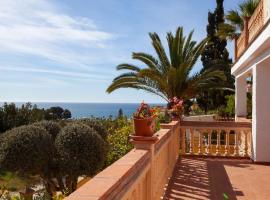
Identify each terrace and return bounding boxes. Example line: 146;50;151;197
65;1;270;199
66;119;270;200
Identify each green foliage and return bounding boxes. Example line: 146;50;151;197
198;0;234;113
117;108;124;118
157;110;171;124
0;103;72;134
107;26;225;102
201;0;231;70
218;0;259;39
0;120;108;197
0;125;53;174
55;123;107;178
105;122;133;166
225;95;235;117
45;107;72;120
62;109;72;119
0;172;40;192
33;120;61;140
78;118;108;139
217;94;252;118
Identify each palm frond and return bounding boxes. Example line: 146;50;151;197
116;64;140;72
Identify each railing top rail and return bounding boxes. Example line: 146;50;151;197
180;120;252;129
66;149;150;200
248;0;264;29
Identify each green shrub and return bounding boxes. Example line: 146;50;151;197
105;124;133;166
33;120;61;140
55;123;107;192
225;95;235;117
157;110;171;124
78;119;108;139
0;125;53;174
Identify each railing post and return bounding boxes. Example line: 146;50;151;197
234;36;239;60
207;130;212;155
234;131;239;156
225;130;230;156
244;17;251;48
198;129;203;155
180;128;186;154
190;129;194;155
216;130;221;156
244;130;249;157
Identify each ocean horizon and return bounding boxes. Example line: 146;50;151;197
0;102;166;118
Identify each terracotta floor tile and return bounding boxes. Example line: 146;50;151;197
164;157;270;200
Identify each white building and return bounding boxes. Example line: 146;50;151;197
232;0;270;162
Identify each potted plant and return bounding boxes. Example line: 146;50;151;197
133;102;157;137
167;97;184;120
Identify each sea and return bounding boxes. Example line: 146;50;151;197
1;102;165;119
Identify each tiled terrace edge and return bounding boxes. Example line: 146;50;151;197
66;121;180;200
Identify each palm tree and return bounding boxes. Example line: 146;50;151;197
218;0;260;39
107;27;225;102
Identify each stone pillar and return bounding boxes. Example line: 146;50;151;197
235;75;247;118
130;135;157;200
252;62;270;162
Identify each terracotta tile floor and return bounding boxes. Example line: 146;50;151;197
164;157;270;200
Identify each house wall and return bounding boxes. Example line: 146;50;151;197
264;0;270;23
252;59;270;162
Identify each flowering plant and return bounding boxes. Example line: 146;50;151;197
133;102;158;119
168;97;184;117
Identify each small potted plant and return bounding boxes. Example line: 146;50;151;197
167;97;184;120
133;102;157;137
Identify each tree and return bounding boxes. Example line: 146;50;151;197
45;107;64;120
62;109;72;119
78;118;108;139
218;0;260;40
33;120;61;140
198;0;234;113
0;122;107;198
107;27;225;102
0;125;53;176
55;123;107;193
117;108;124;118
44;107;72;120
201;0;231;70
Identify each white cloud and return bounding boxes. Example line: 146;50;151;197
0;66;110;80
0;0;115;73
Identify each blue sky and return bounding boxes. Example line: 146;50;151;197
0;0;242;103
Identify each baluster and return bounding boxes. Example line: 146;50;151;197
207;130;212;155
216;130;221;156
180;128;186;154
190;129;194;154
197;129;203;155
234;130;239;156
244;130;248;157
225;130;230;156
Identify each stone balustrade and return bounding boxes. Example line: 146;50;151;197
65;119;252;200
180;120;252;157
235;0;270;59
66;120;180;200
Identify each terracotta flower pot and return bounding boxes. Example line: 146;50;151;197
133;117;155;137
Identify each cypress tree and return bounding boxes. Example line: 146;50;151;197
198;0;234;113
201;0;231;70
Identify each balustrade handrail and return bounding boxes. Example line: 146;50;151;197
235;0;270;60
180;120;251;129
180;120;252;158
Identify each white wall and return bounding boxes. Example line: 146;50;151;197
264;0;270;23
235;76;247;118
252;60;270;162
